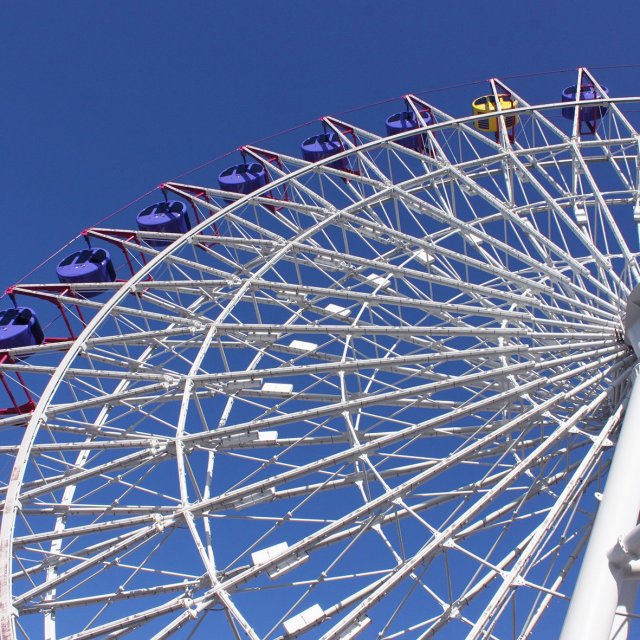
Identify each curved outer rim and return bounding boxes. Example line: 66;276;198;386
1;91;638;637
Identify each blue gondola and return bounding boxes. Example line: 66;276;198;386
561;85;609;123
136;201;191;247
301;132;346;169
218;163;267;200
56;248;116;297
385;110;434;151
0;307;44;351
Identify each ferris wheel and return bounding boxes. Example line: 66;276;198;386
1;66;639;639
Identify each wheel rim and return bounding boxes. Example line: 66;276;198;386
1;70;638;639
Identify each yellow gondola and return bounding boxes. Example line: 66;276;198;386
472;94;519;132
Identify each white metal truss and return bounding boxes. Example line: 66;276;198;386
0;68;639;639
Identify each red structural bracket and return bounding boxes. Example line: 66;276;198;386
5;284;82;339
241;146;290;208
320;117;362;176
322;116;359;144
403;95;438;157
160;183;220;234
0;353;36;416
83;228;153;278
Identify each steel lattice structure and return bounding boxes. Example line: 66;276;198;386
1;68;640;639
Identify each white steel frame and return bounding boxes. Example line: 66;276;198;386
0;68;639;639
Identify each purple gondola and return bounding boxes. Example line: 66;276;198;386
218;163;267;201
301;132;346;169
0;307;44;351
56;248;116;297
385;110;434;151
561;85;609;123
136;201;191;247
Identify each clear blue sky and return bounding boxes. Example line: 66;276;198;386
1;3;638;636
2;0;638;290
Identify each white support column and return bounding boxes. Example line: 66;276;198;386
609;580;637;640
560;285;640;639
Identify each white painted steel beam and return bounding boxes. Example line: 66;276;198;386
560;284;640;639
1;73;637;638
